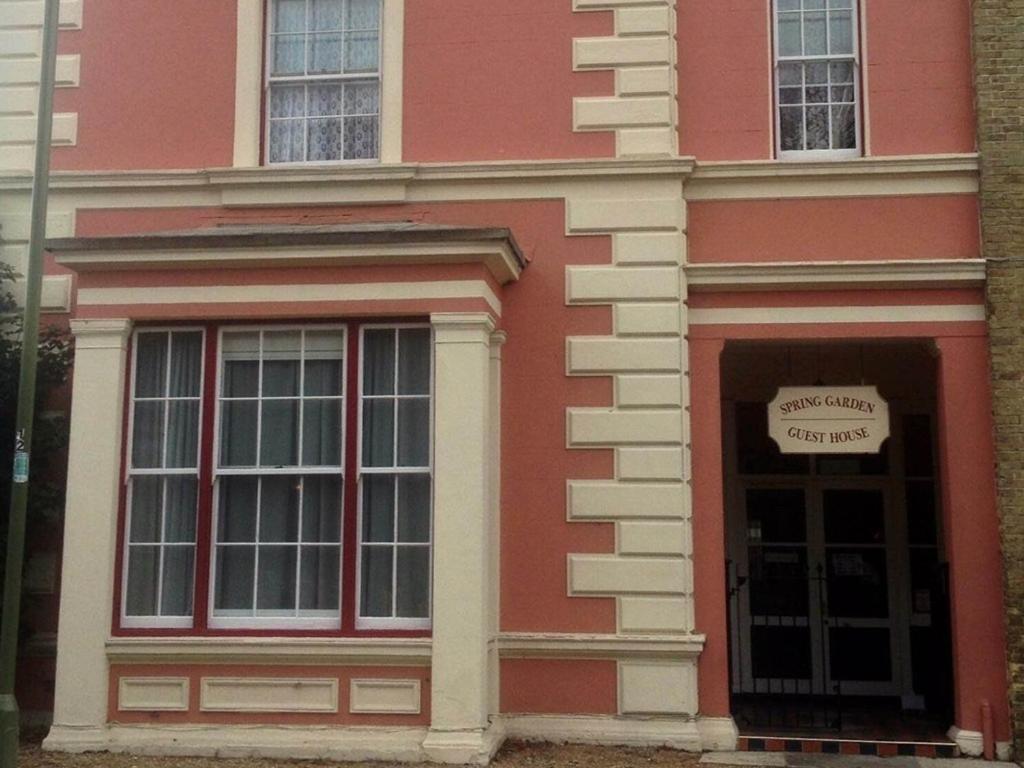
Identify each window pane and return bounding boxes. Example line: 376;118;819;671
264;360;300;399
343;115;378;160
302;476;343;543
346;0;380;30
302;399;342;465
360;546;392;617
134;333;167;398
829;10;853;54
308;31;342;74
129;477;162;543
309;117;343;161
398;328;431;395
806;85;828;103
780;86;803;104
164;476;198;543
219;476;258;542
305;360;343;397
269;119;306;163
806;61;828;84
396;547;430;618
363;329;395;395
309;83;343;117
220;400;258;466
830;60;854;83
397;399;430;467
344;81;379;116
779;61;803;86
274;0;305;33
362;399;395;467
271;84;306;119
169;332;203;397
777;13;801;56
160;547;195;616
806;104;830;149
166;400;200;468
257;546;298;611
832;104;857;148
778;0;800;9
362;474;394;543
260;476;301;542
126;546;160;615
272;33;306;75
260;400;299;466
397;474;430;543
344;30;379;73
223;362;259;398
300;546;340;610
215;546;255;611
311;0;343;30
780;106;804;150
132;400;165;468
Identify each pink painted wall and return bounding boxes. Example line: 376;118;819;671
500;659;617;715
688;196;980;263
403;2;615;161
677;1;773;161
71;200;618;636
676;0;975;161
865;0;976;155
53;0;237;171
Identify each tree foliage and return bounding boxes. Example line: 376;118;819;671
0;261;73;618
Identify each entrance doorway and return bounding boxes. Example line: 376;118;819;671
722;342;953;742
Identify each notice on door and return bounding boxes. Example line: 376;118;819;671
767;386;890;455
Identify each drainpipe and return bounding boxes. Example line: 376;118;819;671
982;699;995;760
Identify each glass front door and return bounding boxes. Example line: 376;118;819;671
733;485;901;698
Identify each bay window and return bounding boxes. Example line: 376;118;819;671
267;0;382;164
120;322;433;632
774;0;860;158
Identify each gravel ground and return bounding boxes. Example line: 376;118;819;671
19;735;703;768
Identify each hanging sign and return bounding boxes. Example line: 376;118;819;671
767;386;890;455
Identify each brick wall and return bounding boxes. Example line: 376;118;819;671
975;0;1024;753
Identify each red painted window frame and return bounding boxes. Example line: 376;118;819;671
111;318;431;639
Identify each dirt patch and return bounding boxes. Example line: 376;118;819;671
19;737;703;768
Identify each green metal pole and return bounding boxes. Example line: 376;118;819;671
0;0;61;764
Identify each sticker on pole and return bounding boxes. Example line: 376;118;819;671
12;429;28;484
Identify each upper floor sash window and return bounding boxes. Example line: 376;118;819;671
774;0;861;159
267;0;382;163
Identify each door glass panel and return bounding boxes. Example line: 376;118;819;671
746;489;809;617
823;489;885;543
751;626;812;679
826;547;888;617
829;627;892;681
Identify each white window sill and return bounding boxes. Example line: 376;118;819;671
778;148;863;162
105;635;433;665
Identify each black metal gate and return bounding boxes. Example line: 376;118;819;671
727;559;843;732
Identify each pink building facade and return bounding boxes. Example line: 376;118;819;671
0;0;1008;762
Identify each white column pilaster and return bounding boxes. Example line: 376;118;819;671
423;313;502;765
45;319;132;750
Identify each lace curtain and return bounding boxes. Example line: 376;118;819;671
268;0;381;163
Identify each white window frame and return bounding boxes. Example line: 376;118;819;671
208;324;348;630
355;323;434;631
121;327;206;630
234;0;403;167
263;0;383;166
773;0;862;161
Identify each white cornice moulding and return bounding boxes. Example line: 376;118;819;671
0;155;979;207
686;259;987;291
496;632;706;659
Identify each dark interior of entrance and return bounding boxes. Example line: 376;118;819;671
722;342;953;741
